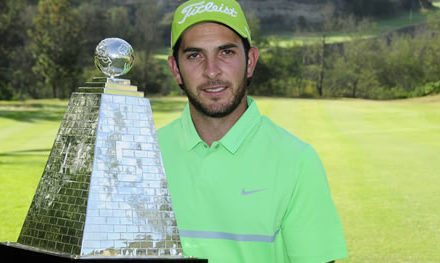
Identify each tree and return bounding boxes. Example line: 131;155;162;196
132;2;161;57
76;2;109;67
326;39;382;98
130;2;168;95
244;10;268;48
324;16;380;98
251;46;305;97
377;35;424;93
422;11;440;82
0;0;26;99
29;0;81;98
316;2;336;97
106;6;133;41
128;51;176;95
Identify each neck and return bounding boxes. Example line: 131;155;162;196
190;98;248;146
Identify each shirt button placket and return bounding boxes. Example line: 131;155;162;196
200;142;220;182
198;143;210;182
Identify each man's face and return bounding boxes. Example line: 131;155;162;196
168;22;258;118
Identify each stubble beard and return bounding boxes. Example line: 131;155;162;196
181;75;248;118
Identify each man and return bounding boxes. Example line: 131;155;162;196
158;0;348;262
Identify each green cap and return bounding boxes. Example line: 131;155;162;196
171;0;252;49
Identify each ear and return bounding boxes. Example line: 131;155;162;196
167;55;183;85
246;47;260;78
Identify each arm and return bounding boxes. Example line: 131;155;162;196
282;146;348;262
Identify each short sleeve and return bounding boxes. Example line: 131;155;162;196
281;145;348;263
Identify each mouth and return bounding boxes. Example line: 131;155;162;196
203;86;227;94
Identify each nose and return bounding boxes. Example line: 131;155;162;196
204;56;221;79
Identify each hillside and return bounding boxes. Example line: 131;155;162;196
154;0;434;32
88;0;435;37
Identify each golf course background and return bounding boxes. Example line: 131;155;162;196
0;95;439;262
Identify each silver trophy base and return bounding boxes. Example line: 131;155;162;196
79;77;143;97
0;242;208;262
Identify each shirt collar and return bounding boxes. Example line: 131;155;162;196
181;96;262;154
181;102;202;150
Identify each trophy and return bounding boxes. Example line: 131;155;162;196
85;38;142;97
0;38;207;262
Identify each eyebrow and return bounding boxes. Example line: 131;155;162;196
218;43;239;50
182;43;239;54
182;47;202;53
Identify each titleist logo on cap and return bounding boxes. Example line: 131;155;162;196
178;1;238;24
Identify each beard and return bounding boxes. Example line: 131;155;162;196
180;75;248;118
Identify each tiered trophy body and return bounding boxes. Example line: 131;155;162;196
0;38;206;262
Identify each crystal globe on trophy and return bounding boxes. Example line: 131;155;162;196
0;38;207;262
81;37;142;97
94;38;134;79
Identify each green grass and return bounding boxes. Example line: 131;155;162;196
267;34;368;47
153;47;172;61
258;96;440;261
1;95;440;261
0;99;68;241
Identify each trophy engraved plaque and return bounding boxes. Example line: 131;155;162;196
0;38;207;262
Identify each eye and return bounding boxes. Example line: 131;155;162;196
221;49;235;56
186;52;201;60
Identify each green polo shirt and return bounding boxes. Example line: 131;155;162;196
158;97;347;263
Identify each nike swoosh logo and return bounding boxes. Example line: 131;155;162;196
241;188;267;196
